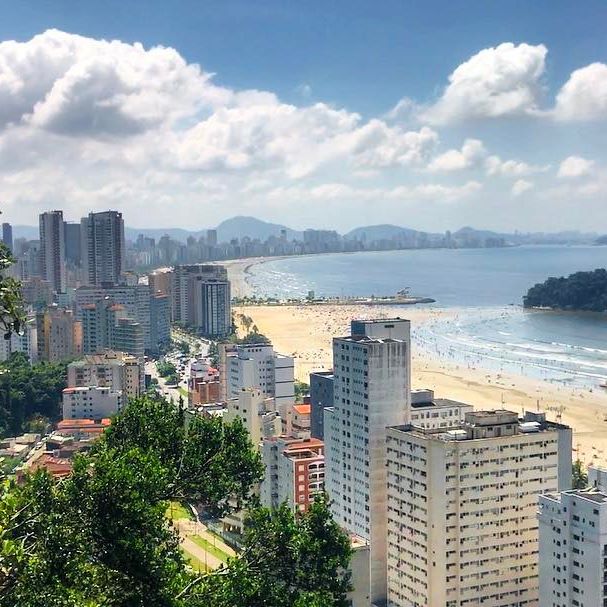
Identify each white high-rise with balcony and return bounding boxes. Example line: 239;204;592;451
325;318;411;605
385;410;572;607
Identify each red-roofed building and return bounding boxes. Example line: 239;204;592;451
260;436;324;513
16;453;72;484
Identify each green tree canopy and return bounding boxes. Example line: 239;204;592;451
0;396;351;606
523;268;607;312
0;353;68;437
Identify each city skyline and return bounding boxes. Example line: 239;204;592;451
0;3;606;232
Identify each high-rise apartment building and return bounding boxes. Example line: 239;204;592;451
1;222;12;252
538;488;607;607
386;410;572;607
63;222;82;266
148;268;173;297
36;307;82;362
227;343;295;410
67;351;143;399
224;388;281;447
195;279;231;337
309;370;334;439
149;293;170;353
171;264;228;327
74;284;159;352
81;300;144;359
325;318;411;605
39;210;66;293
81;211;125;286
261;436;325;513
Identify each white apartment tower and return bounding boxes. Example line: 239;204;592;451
39;210;66;293
81;211;125;286
538;488;607;607
325;318;411;605
67;351;144;399
385;410;572;607
227;343;295;409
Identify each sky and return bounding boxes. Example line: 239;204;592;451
0;0;606;233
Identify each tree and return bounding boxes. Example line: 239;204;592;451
572;458;588;489
190;498;352;607
294;381;310;404
0;242;24;339
0;353;68;437
523;268;607;312
0;396;352;606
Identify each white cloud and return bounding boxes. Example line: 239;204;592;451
557;155;595;178
553;63;607;121
427;138;486;172
0;29;226;136
485;155;547;177
511;179;533;196
419;42;547;125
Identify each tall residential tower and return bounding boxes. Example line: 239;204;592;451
325;318;411;605
39;210;66;293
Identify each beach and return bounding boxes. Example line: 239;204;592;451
234;303;607;468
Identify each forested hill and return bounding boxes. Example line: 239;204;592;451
523;269;607;312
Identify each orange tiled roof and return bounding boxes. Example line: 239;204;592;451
293;404;311;415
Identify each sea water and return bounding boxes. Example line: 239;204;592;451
247;245;607;389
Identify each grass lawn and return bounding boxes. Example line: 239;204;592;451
181;547;210;573
178;387;189;398
188;534;231;562
166;501;194;521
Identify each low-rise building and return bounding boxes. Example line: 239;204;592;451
62;386;123;420
409;389;474;429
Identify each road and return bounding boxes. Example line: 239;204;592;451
146;329;212;403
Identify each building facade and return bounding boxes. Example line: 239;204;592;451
385;410;572;607
227;343;295;410
67;351;143;399
39;210;66;293
309;370;334;440
36;307;82;362
409;389;474;429
261;436;325;513
325;318;411;605
81;211;125;286
538;488;607;607
62;386;122;420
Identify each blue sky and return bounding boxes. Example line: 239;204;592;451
0;1;606;232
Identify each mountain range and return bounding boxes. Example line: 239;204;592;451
11;215;599;245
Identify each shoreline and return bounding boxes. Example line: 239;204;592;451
234;303;607;468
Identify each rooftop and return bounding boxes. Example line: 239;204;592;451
544;488;607;505
293;404;311;415
390;410;569;442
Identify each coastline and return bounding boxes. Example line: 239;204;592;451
234;303;607;468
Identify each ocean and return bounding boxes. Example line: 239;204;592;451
247;246;607;389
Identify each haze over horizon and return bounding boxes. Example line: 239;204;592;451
0;1;606;233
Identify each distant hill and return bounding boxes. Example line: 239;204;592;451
10;217;601;246
344;224;425;241
216;216;301;242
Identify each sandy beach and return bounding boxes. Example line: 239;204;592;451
234;303;607;469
